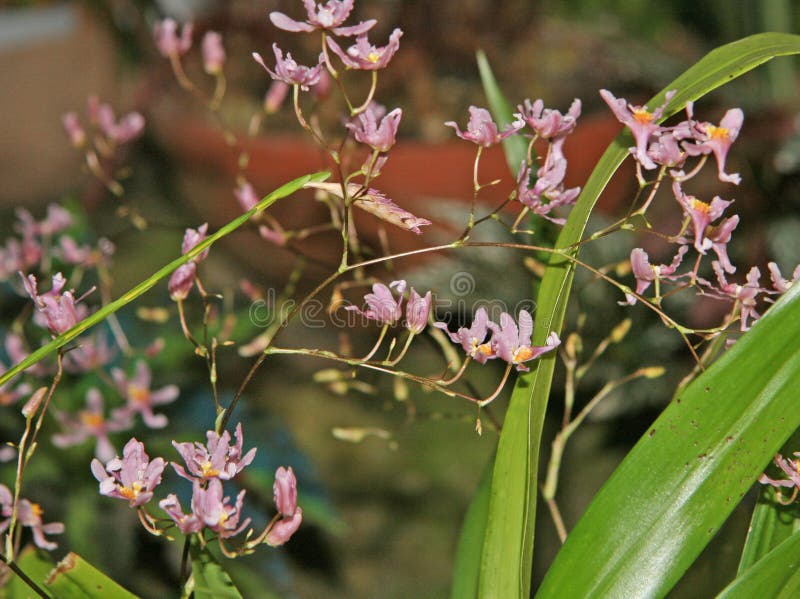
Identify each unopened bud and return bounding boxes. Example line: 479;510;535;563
393;377;408;402
21;387;47;418
641;366;666;379
264;81;289;114
565;333;582;360
610;319;632;343
313;368;345;383
202;31;226;74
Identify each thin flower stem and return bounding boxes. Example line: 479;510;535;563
210;73;227;111
362;325;389;362
384;332;415;366
436;355;471;386
544;495;568;544
478;363;513;407
351;71;379;116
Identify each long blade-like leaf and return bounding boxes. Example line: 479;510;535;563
0;171;330;387
45;553;139;599
718;529;800;598
450;456;493;599
536;284;800;597
477;32;800;598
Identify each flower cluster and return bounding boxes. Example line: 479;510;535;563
346;279;432;332
91;426;302;550
435;307;560;372
602;89;799;336
0;484;64;551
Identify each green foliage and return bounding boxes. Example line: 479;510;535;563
469;32;800;599
45;553;139;599
718;530;800;598
185;541;243;599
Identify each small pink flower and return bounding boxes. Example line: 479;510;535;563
434;307;496;364
404;288;432;334
445;106;523;148
0;487;64;551
326;29;403;70
346;280;406;324
270;0;375;36
91;438;166;508
600;89;676;170
768;262;800;294
182;223;209;261
202;31;226;74
112;361;179;429
63;330;116;373
515;98;581;139
169;262;197;301
710;263;764;331
171;423;257;482
52;388;132;461
192;479;250;538
490;310;560;371
346;104;402;152
62;112;86;147
22;272;89;336
624;245;688;304
154;18;193;58
673;181;734;255
159;494;203;534
683;108;744;184
516;141;580;225
235;182;259;212
253;45;324;91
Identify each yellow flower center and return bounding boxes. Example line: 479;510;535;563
80;411;104;429
632;108;654;124
706;124;730;140
513;346;534;363
119;481;144;500
690;198;711;215
366;51;381;63
128;384;150;405
200;461;220;478
31;503;43;517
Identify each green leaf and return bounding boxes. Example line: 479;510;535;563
187;542;243;599
450;456;493;599
737;428;800;574
738;489;800;576
476;50;528;176
0;171;330;388
718;530;800;599
477;32;800;599
5;546;54;599
536;285;800;597
45;553;139;599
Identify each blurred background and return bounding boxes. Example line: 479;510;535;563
1;1;799;597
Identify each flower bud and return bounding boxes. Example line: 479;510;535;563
169;262;196;301
273;466;298;518
202;31;226;74
265;508;302;546
264;81;290;114
62;112;86;148
21;387;47;419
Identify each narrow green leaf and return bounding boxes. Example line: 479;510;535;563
476;50;528;176
738;489;800;575
450;456;493;599
45;553;139;599
737;427;800;574
718;530;800;599
5;546;54;599
0;171;330;388
536;285;800;597
478;32;800;599
188;543;243;599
